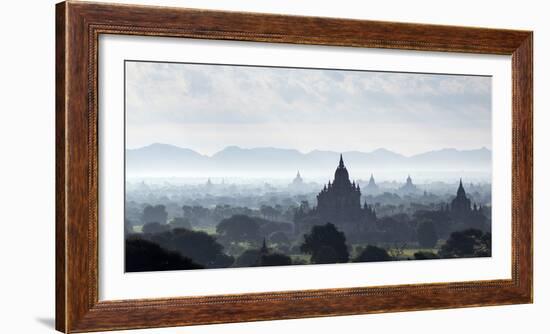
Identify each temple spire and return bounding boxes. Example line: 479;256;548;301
457;178;466;197
339;154;344;168
260;237;268;255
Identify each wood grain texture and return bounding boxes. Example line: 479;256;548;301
55;2;67;332
55;1;533;332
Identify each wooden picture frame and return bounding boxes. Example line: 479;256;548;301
56;1;533;332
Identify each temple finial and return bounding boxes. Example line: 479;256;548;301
339;154;344;168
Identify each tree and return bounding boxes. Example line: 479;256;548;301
258;220;293;237
300;223;349;264
414;210;452;239
169;217;192;230
125;238;203;272
142;222;170;234
234;249;261;267
260;205;279;220
216;215;261;245
378;216;415;243
354;245;391;262
439;229;491;258
258;253;292;266
417;220;438;248
150;228;234;268
233;249;292;267
124;219;133;235
413;251;439;260
269;231;290;245
142;204;168;224
387;243;407;259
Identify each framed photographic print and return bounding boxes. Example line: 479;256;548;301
56;1;533;332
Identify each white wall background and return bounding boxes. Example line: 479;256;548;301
0;0;546;333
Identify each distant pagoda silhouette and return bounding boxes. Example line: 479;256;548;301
294;154;376;240
440;178;489;232
365;173;379;194
451;179;471;214
292;170;304;185
399;175;419;194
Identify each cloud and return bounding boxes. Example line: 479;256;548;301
125;61;491;155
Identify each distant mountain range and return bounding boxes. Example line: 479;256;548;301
126;143;491;177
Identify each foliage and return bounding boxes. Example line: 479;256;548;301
387;243;407;258
268;231;290;245
413;251;439;260
125;237;203;272
300;223;349;264
439;228;491;258
124;219;133;235
377;216;415;243
455;212;489;233
416;220;438;248
260;205;280;220
142;204;168;224
233;248;292;267
413;210;452;239
149;228;234;268
234;249;262;267
216;215;261;245
142;222;170;234
169;217;192;230
258;253;292;266
258;220;293;237
354;245;392;262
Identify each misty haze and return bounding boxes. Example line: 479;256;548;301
124;60;492;272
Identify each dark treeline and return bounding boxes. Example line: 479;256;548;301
126;218;491;272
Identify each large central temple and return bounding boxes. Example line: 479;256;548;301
316;155;363;222
294;155;376;240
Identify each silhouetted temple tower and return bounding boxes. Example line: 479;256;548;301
366;173;379;193
451;178;472;214
292;170;304;185
333;154;352;187
399;174;418;193
314;155;366;232
295;154;376;240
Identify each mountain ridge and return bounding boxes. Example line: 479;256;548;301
126;144;492;175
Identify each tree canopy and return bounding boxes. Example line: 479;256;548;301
149;228;234;268
300;223;349;264
125;238;203;272
258;253;292;266
413;251;439;260
417;219;438;248
354;245;392;262
142;204;168;224
216;214;261;245
439;228;491;258
169;217;192;230
142;222;170;234
234;249;262;267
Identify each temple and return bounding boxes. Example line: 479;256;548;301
450;179;471;215
399;175;419;194
441;178;489;232
365;173;379;194
294;155;376;240
292;170;304;185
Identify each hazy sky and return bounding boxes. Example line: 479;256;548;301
125;61;491;156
